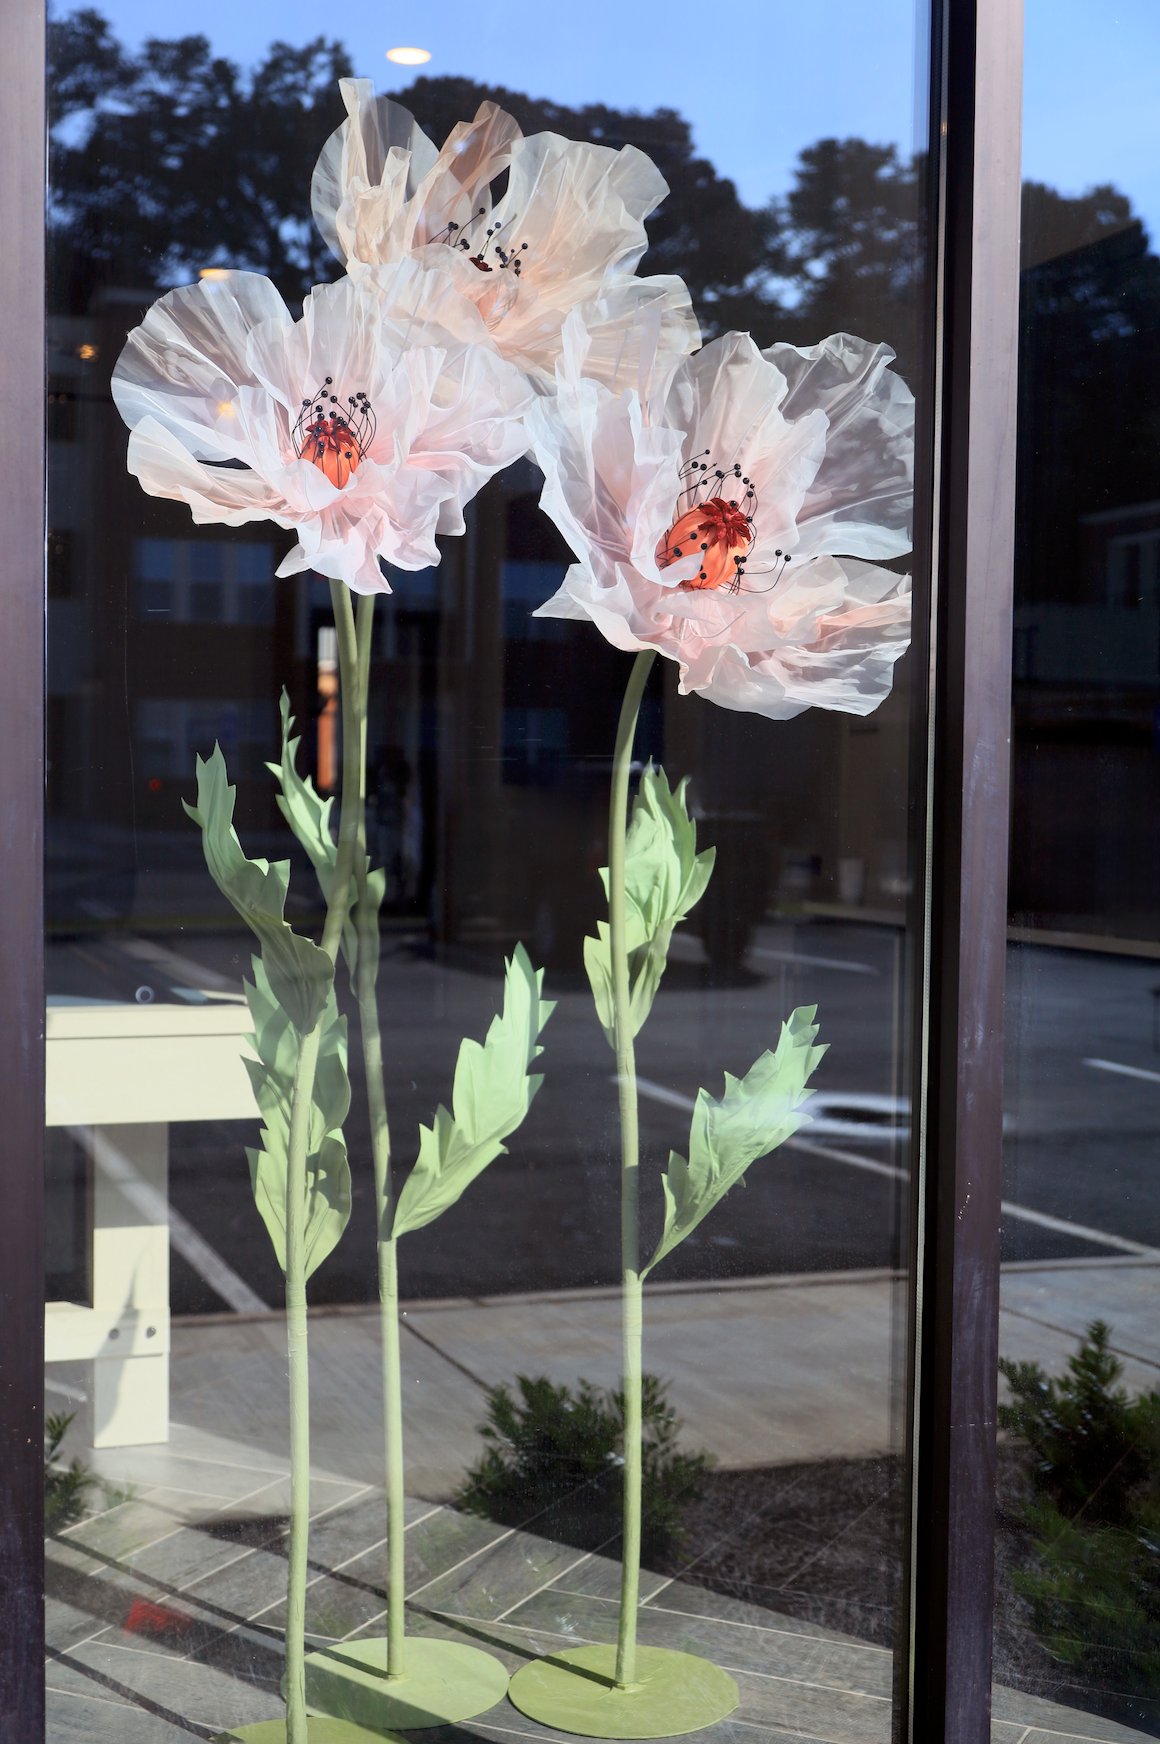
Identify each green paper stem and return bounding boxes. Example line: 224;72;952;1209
341;592;406;1681
608;648;657;1691
283;579;362;1744
283;1021;322;1739
315;590;549;1712
378;1237;406;1679
326;580;364;968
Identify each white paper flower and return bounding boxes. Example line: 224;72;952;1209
527;323;914;719
312;80;699;385
112;262;533;591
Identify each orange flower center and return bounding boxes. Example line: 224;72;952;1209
303;415;361;491
655;497;754;591
293;380;376;491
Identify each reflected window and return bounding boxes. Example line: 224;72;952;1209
133;538;275;623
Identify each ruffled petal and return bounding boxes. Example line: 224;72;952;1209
404;102;522;250
126;415;291;526
764;333;915;559
312;79;439;266
309;84;696;382
114;258;531;590
112;273;293;460
528;374;687;593
526;312;914;722
549;283;699;398
488;133;665;305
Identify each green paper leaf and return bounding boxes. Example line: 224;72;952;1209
586;763;715;1048
242;956;352;1279
643;1005;827;1277
391;943;554;1239
267;689;359;973
183;744;333;1037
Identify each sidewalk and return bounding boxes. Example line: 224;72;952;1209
50;1258;1160;1512
47;1443;1152;1744
45;1260;1160;1742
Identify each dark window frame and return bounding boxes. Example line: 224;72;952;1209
0;0;1021;1736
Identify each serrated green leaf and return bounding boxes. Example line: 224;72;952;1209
267;689;359;973
613;764;716;944
583;925;616;1048
586;764;715;1049
643;1006;827;1277
391;943;554;1239
242;956;352;1279
183;744;332;1037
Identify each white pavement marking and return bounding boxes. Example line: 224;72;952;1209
1084;1056;1160;1085
69;1125;269;1314
45;1377;88;1402
998;1200;1160;1258
116;934;245;998
633;1076;698;1113
633;1080;1160;1260
788;1135;905;1182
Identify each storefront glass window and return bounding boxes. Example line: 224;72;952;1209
994;4;1160;1736
43;3;946;1737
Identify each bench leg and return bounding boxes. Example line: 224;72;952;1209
90;1123;170;1448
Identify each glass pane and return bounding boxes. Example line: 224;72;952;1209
995;5;1160;1738
45;4;932;1738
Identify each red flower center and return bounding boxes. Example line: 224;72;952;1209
292;380;376;491
303;415;361;491
655;497;754;591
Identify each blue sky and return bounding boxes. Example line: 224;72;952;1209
58;0;1160;243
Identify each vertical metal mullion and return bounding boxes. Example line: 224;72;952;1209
905;0;1023;1740
0;0;46;1737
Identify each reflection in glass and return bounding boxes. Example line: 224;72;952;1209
44;5;936;1739
996;5;1160;1736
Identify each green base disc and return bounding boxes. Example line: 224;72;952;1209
215;1719;405;1743
507;1644;739;1739
304;1636;510;1729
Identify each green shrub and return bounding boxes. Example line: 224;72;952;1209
45;1410;93;1530
1000;1320;1160;1699
1000;1319;1160;1525
457;1373;711;1558
1012;1493;1160;1696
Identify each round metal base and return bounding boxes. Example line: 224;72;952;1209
303;1636;510;1730
215;1717;404;1743
507;1644;739;1739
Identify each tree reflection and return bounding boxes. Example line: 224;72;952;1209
48;9;927;371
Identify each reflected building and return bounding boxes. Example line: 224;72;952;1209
1011;220;1160;941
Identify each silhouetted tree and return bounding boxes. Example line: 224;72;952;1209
48;9;352;310
50;5;1154;432
47;13;781;331
1021;180;1139;272
766;138;922;378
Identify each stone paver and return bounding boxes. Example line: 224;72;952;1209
46;1480;1153;1743
45;1261;1160;1742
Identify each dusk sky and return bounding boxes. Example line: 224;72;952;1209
53;0;1160;246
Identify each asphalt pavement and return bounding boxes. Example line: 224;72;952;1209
46;917;1160;1315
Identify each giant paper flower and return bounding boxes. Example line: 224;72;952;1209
111;262;533;590
526;323;914;719
311;80;699;385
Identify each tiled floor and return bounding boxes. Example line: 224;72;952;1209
46;1420;1152;1743
44;1264;1160;1741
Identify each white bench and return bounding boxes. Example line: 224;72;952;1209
45;1001;260;1447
